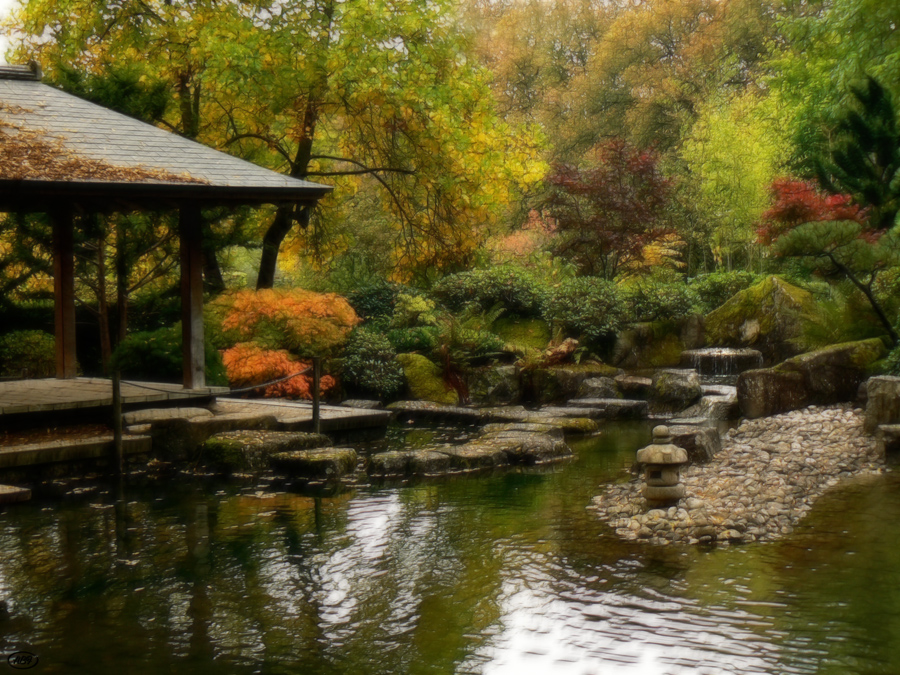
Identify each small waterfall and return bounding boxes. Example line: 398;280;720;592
680;348;763;384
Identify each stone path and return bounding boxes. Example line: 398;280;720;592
590;404;885;545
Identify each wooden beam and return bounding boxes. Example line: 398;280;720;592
51;206;77;379
179;204;205;390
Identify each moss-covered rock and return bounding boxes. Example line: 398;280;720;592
396;353;459;405
201;431;330;472
492;317;552;350
704;276;820;362
649;369;702;413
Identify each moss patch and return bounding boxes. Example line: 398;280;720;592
705;276;819;358
396;353;459;405
493;317;551;351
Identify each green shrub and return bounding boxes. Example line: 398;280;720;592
346;281;399;322
689;271;763;314
341;328;405;400
431;265;548;317
542;277;625;348
391;293;441;329
0;330;56;378
620;274;699;323
111;324;228;386
387;326;439;353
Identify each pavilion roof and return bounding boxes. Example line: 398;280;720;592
0;64;331;211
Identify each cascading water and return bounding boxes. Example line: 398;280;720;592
681;347;764;385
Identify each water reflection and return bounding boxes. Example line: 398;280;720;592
0;425;897;674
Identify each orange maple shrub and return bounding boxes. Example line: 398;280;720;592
211;288;360;356
222;343;336;399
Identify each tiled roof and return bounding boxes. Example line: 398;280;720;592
0;67;331;207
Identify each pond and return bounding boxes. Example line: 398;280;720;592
1;422;898;674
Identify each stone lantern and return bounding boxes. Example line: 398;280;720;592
636;425;689;508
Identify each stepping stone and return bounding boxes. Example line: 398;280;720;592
0;484;31;504
200;431;331;472
386;401;488;424
270;447;358;480
565;398;648;419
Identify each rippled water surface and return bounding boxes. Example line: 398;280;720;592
1;423;899;674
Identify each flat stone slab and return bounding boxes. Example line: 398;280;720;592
386;401;488;424
0;434;152;469
341;400;384;409
270;447;359;480
0;484;31;503
481;407;599;433
122;407;214;425
565;398;649;419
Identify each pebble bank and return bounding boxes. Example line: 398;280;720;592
590;404;885;545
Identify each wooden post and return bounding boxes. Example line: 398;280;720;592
312;356;321;434
179;204;205;390
52;206;77;379
112;370;124;475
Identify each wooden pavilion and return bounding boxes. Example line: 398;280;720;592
0;64;331;389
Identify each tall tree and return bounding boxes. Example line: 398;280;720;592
544;139;673;279
8;0;545;286
814;77;900;230
771;0;900;171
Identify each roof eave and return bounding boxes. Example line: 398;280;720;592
0;178;333;213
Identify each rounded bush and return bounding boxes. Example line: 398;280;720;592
431;265;548;318
620;279;699;323
542;277;625;347
342;328;405;400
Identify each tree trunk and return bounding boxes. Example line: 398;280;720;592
202;239;226;294
255;97;319;289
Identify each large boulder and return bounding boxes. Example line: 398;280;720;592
529;363;620;404
736;369;807;419
667;424;721;464
649;369;702;413
613;316;705;370
396;353;458;405
704;276;819;363
866;375;900;433
738;338;886;419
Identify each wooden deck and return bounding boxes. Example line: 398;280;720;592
0;377;229;416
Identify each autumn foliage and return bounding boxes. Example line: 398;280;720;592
757;179;866;245
222;343;335;400
211;288;360;356
210;289;357;399
545;139;674;279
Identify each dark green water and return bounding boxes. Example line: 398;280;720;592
1;423;899;674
